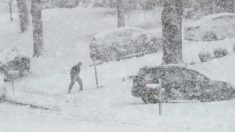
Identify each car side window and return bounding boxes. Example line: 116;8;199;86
181;70;192;80
145;74;153;80
163;68;183;80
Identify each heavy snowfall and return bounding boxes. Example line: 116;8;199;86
0;0;235;132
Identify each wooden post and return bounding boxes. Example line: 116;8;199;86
93;60;99;89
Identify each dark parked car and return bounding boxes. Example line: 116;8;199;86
90;27;162;63
131;65;235;103
184;13;235;41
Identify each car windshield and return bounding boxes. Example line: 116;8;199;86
212;15;235;21
186;68;209;80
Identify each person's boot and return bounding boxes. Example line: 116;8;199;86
79;87;83;92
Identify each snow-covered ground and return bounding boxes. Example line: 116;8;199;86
0;4;235;132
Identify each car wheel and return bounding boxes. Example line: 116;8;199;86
202;31;218;41
190;95;200;100
200;93;213;102
147;93;159;104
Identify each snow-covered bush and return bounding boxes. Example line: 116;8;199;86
198;51;213;63
202;31;218;41
213;48;228;58
0;48;30;80
90;27;162;63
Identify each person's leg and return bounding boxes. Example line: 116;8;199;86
76;76;83;92
68;76;75;93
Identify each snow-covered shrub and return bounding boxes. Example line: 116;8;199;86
198;51;213;63
0;48;30;80
202;31;218;41
0;75;6;102
90;27;163;63
213;48;228;58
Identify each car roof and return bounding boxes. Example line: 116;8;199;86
90;27;161;46
187;13;235;27
138;65;209;79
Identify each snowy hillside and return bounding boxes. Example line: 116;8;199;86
0;4;235;132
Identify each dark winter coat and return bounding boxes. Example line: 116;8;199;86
70;64;81;78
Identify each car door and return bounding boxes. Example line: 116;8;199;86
161;67;207;100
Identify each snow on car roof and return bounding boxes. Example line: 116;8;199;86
0;47;27;64
91;27;158;46
187;13;235;27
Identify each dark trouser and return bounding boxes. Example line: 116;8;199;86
68;75;83;93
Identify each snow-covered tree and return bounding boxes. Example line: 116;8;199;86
31;0;44;57
75;0;80;6
16;0;29;32
161;0;183;64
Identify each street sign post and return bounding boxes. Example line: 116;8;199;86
146;79;163;116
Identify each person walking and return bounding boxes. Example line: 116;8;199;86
67;62;83;93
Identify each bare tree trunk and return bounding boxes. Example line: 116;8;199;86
31;0;44;57
16;0;29;32
8;0;13;21
117;0;125;28
75;0;80;6
161;0;183;64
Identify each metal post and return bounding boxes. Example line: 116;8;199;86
93;60;99;89
159;88;162;116
158;79;162;116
